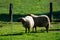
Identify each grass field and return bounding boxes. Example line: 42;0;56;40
0;22;60;40
0;0;60;40
0;0;60;14
0;0;60;22
0;0;60;21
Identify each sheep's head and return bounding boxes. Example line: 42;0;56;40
17;17;26;23
17;17;23;22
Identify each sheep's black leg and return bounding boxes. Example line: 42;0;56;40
25;27;27;33
32;27;34;32
46;25;49;33
35;26;37;32
28;27;30;33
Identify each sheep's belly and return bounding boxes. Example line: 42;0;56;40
34;17;48;27
35;22;48;27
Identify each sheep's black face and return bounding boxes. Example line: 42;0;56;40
17;17;23;22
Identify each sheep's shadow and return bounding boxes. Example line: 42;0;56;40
31;29;60;33
30;30;45;33
0;32;25;36
49;29;60;31
0;29;60;36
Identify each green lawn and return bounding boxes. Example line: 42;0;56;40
0;0;60;14
0;22;60;40
0;0;60;40
0;0;60;22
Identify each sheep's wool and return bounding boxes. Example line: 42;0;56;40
24;16;34;28
30;14;38;17
29;14;50;27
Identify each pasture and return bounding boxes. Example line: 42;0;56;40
0;22;60;40
0;0;60;40
0;0;60;14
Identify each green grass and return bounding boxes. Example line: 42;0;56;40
0;0;60;22
0;0;60;40
0;0;60;14
0;22;60;40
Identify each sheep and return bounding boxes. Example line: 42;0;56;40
18;16;34;33
27;14;50;32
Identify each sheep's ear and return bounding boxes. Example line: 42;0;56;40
27;14;31;16
17;17;22;22
21;18;26;21
19;18;26;22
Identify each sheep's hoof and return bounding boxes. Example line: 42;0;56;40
25;31;27;33
46;31;48;33
28;31;30;33
0;25;3;28
32;31;34;32
35;31;37;32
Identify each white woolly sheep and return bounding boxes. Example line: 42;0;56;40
18;16;34;33
27;14;50;32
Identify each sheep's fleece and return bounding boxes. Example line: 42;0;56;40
27;14;50;27
22;16;34;28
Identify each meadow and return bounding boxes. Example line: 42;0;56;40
0;0;60;22
0;0;60;40
0;0;60;14
0;22;60;40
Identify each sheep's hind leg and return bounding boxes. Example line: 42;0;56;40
25;27;27;33
46;25;49;33
35;26;37;32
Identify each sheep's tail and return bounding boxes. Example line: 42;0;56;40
47;16;53;28
49;24;53;28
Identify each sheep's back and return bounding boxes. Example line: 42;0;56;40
33;16;49;27
25;16;34;28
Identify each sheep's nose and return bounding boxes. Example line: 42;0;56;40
17;19;20;22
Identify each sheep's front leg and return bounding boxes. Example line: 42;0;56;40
25;27;27;33
32;27;34;32
28;27;30;33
